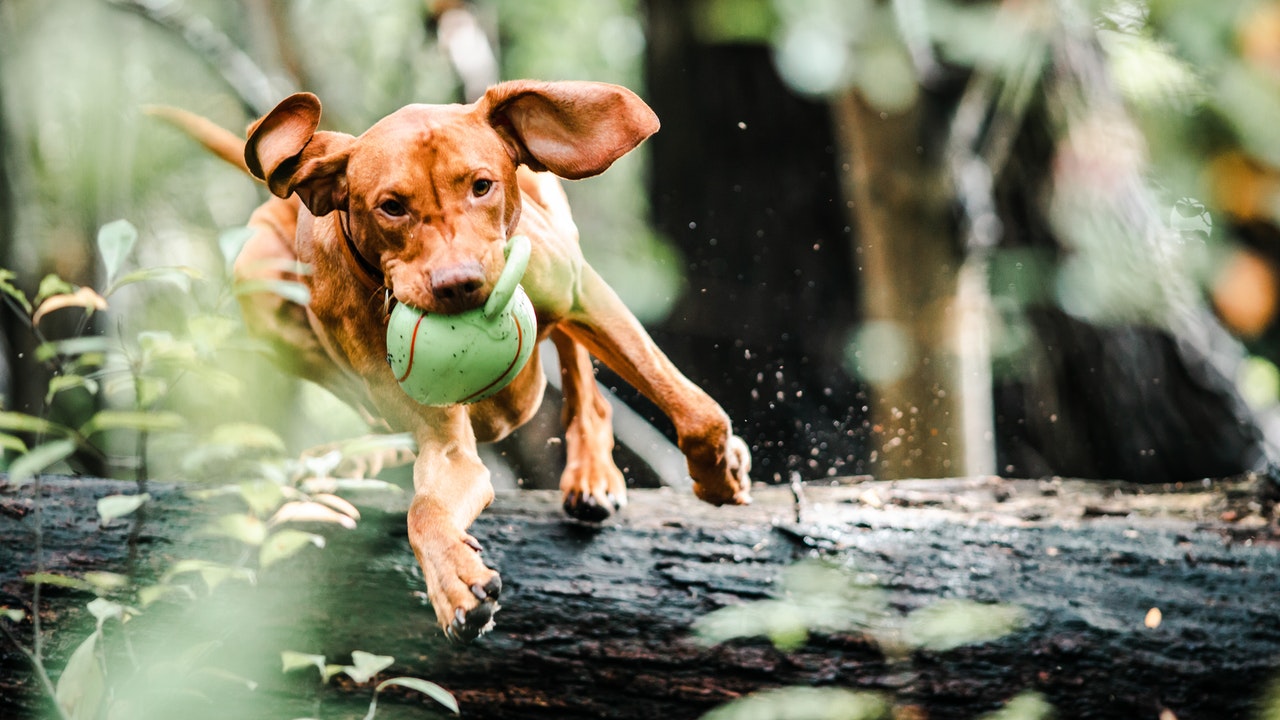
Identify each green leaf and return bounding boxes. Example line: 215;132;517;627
97;219;138;287
236;479;286;516
82;572;129;593
187;314;237;354
55;630;105;720
0;411;73;437
0;268;32;314
903;600;1026;651
9;439;76;486
977;691;1055;720
97;493;150;524
701;686;889;720
335;433;417;457
175;562;253;592
281;650;328;678
133;376;168;408
209;423;287;454
218;227;256;267
0;432;28;454
137;582;197;607
25;572;95;592
80;410;185;438
342;651;395;684
86;598;125;626
259;529;325;568
107;265;202;296
374;677;460;715
35;273;77;307
234;278;311;306
46;375;99;405
36;336;119;363
195;666;259;692
136;331;197;364
695;599;812;651
202;514;268;546
299;477;406;495
1;607;26;622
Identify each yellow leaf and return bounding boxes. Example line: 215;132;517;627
33;287;108;326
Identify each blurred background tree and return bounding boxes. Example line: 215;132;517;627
2;0;1279;488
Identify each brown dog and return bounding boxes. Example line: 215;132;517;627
160;81;752;641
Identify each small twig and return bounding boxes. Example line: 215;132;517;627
789;471;805;525
31;474;46;671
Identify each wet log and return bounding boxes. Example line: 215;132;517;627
2;475;1278;720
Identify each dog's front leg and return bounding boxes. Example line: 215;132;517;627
405;405;502;642
562;266;752;506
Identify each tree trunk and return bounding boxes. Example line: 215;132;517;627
2;476;1277;720
831;91;977;480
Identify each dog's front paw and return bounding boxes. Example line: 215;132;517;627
414;529;503;644
562;487;626;523
445;559;503;644
559;445;628;523
692;433;752;506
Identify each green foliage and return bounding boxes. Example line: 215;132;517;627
8;439;77;486
0;214;442;720
282;650;460;717
902;598;1027;652
703;686;889;720
696;562;890;651
697;560;1036;719
978;692;1055;720
96;492;150;524
96;219;138;289
54;631;104;720
696;560;1026;655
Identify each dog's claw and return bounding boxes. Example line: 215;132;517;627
446;600;498;644
463;536;483;553
470;575;502;602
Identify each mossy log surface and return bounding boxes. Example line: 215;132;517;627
1;475;1278;719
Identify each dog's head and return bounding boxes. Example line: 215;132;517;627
243;81;659;314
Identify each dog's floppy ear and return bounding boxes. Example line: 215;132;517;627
245;93;354;216
481;81;660;180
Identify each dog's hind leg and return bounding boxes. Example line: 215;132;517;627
234;199;375;415
550;327;627;522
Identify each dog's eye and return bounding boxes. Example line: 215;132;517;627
379;199;407;217
472;179;493;197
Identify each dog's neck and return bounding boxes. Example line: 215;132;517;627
334;211;386;293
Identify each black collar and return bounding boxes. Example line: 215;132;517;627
336;212;385;292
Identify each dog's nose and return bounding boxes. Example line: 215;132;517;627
429;262;486;309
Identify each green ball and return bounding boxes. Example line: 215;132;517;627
384;235;537;406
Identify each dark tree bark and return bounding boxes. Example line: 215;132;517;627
3;476;1278;720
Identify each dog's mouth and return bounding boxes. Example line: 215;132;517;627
386;284;492;318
